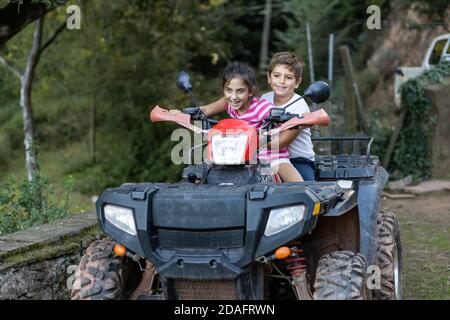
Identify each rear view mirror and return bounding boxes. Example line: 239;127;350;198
176;71;192;94
303;81;330;104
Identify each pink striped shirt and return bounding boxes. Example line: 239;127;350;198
226;97;289;162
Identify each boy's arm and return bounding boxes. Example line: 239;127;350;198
267;127;302;150
199;96;227;117
267;104;311;150
274;111;311;148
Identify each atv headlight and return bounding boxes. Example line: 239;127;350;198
264;205;306;237
211;134;248;164
104;204;137;236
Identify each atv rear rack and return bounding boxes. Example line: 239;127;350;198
312;136;374;161
312;136;379;180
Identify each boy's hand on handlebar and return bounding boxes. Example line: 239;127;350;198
258;131;269;147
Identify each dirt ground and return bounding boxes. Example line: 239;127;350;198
381;192;450;300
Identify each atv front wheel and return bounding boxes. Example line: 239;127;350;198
373;211;403;300
313;250;367;300
71;237;127;300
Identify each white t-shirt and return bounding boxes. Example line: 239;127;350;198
261;92;315;160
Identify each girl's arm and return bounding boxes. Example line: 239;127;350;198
168;97;227;116
199;96;227;117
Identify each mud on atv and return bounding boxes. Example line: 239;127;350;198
71;75;402;300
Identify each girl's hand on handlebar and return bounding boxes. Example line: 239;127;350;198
168;109;182;115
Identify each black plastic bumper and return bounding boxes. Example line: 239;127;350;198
96;181;343;279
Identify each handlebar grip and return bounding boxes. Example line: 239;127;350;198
182;107;199;115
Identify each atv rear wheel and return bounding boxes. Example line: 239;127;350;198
71;237;127;300
313;250;367;300
373;211;403;300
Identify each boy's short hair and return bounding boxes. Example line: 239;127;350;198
268;52;303;80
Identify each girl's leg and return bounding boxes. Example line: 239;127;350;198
273;163;304;182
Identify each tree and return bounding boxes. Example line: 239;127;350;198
0;16;65;182
0;0;67;48
259;0;272;74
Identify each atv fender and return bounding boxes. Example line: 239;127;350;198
357;167;388;265
322;166;388;266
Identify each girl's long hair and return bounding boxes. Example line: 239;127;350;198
221;61;259;96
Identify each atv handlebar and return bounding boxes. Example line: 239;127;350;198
150;106;330;135
267;109;330;136
182;108;218;125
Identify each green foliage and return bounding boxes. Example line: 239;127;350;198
390;63;450;178
9;0;66;9
75;0;236;188
0;171;70;236
1;0;250;194
367;111;392;162
0;132;12;164
274;0;390;85
397;0;450;19
4;0;446;200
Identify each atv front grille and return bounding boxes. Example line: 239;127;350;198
173;279;238;300
157;229;244;249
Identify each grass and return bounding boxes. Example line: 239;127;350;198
0;141;95;216
396;208;450;300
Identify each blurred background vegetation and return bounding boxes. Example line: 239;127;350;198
0;0;449;228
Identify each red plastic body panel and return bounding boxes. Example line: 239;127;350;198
150;106;203;134
207;119;258;163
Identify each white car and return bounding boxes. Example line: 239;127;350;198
395;33;450;106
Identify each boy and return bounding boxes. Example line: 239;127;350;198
262;52;316;181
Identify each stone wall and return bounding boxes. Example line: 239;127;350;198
0;253;81;300
0;212;100;300
425;78;450;178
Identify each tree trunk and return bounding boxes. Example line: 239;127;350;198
90;95;96;163
259;0;272;74
339;45;357;135
1;15;65;183
306;22;315;83
21;17;44;182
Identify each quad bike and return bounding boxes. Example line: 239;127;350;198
71;72;402;300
